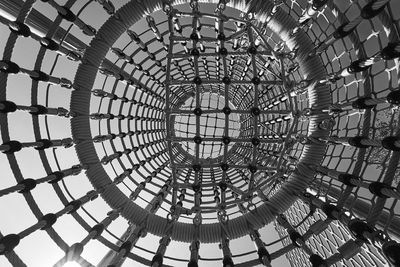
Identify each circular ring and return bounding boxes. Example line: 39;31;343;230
71;0;330;243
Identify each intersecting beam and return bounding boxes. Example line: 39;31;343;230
322;183;400;239
169;137;284;143
170;50;274;58
0;0;156;97
174;163;277;171
169;109;291;115
170;79;283;85
0;0;83;51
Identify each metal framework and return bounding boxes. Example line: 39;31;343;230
0;0;399;266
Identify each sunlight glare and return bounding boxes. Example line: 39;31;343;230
63;262;81;267
0;9;44;37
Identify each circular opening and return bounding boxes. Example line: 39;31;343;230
174;91;240;160
72;0;326;243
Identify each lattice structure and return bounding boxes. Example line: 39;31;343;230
0;0;400;266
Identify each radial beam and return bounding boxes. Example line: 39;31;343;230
0;0;83;51
0;0;160;99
